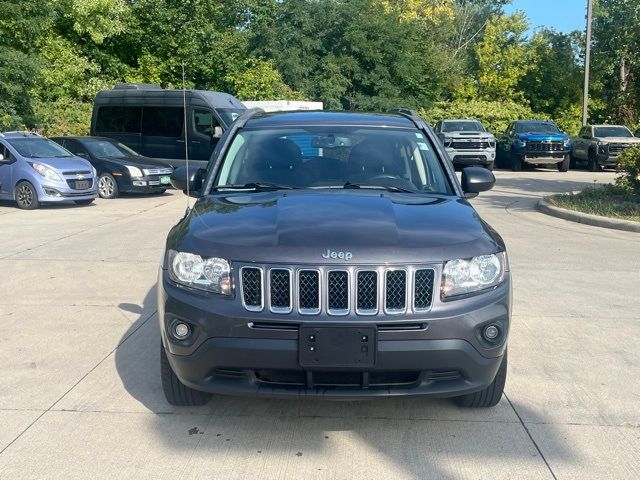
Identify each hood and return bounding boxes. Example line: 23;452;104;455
593;137;640;144
167;190;504;264
33;156;93;172
516;133;569;141
99;155;173;169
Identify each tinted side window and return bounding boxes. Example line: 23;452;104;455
142;107;184;137
95;106;142;134
64;140;86;155
193;108;220;136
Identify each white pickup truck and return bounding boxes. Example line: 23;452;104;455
571;125;640;171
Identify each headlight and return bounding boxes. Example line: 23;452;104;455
442;252;507;298
91;166;97;177
444;137;453;148
168;250;232;295
488;138;496;148
125;165;143;177
31;163;62;181
564;139;572;148
515;140;527;148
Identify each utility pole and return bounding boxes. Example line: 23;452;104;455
582;0;593;126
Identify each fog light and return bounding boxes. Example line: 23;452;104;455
483;324;500;341
132;180;147;186
174;322;190;339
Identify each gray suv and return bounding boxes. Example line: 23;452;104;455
159;110;510;408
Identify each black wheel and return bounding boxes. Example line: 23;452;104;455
569;151;577;169
557;154;570;172
98;173;119;199
510;152;523;172
588;149;600;172
160;343;211;406
485;162;495;171
15;181;40;210
454;350;507;408
74;199;94;206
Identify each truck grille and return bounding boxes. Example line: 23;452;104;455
527;141;564;152
609;144;631;154
451;141;492;150
240;265;436;316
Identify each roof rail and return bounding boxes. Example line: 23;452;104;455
234;107;265;128
388;108;425;128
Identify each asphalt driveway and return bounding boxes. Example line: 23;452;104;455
0;170;638;479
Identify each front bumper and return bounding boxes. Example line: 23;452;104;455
119;175;172;193
446;148;495;166
158;269;511;399
518;150;569;165
37;178;98;202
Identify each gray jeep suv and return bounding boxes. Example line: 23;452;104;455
159;110;511;407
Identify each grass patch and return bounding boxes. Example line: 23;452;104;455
546;185;640;223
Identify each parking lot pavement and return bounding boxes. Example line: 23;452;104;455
0;170;638;479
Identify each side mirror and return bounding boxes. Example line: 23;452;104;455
76;152;89;159
213;126;223;139
461;166;495;198
171;166;206;197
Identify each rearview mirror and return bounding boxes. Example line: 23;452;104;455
171;166;206;197
461;167;495;197
0;153;4;161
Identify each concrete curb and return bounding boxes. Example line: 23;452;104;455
537;199;640;233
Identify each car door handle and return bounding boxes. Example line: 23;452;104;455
191;140;201;144
176;139;185;144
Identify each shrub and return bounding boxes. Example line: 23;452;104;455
616;146;640;194
419;99;541;135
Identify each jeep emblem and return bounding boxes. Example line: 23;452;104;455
322;249;352;261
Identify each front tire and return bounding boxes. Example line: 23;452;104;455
510;152;523;172
160;343;211;406
588;149;600;172
485;162;495;171
453;350;507;408
98;173;119;199
15;181;40;210
557;154;570;172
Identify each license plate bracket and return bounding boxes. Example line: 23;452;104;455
299;326;376;368
75;180;90;190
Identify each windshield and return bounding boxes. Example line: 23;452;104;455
213;127;453;195
442;121;485;133
217;108;246;126
515;122;560;134
594;126;633;138
7;138;73;158
82;139;139;158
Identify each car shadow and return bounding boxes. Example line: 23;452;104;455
114;286;574;478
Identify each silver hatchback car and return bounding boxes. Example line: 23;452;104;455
0;132;98;209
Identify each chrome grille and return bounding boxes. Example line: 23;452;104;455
327;271;349;315
269;269;292;313
451;141;492;150
385;270;407;313
356;271;378;314
239;265;436;316
414;269;435;311
241;267;263;311
298;270;320;314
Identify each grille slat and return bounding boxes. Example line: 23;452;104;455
327;271;349;314
356;271;378;314
414;269;435;311
269;269;291;313
240;266;435;316
385;270;407;313
298;270;320;314
527;141;564;152
241;267;263;311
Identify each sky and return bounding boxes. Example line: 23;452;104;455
504;0;588;34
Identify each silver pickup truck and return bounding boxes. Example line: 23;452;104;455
571;125;640;171
434;119;496;170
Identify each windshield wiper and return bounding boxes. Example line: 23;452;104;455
211;182;300;191
341;182;416;193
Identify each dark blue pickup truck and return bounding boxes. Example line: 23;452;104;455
496;120;571;172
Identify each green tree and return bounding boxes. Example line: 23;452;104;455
475;12;532;101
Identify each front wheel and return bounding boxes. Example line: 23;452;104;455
557;154;570;172
588;150;600;172
15;181;40;210
98;173;119;199
453;350;507;408
510;152;523;172
160;343;211;406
